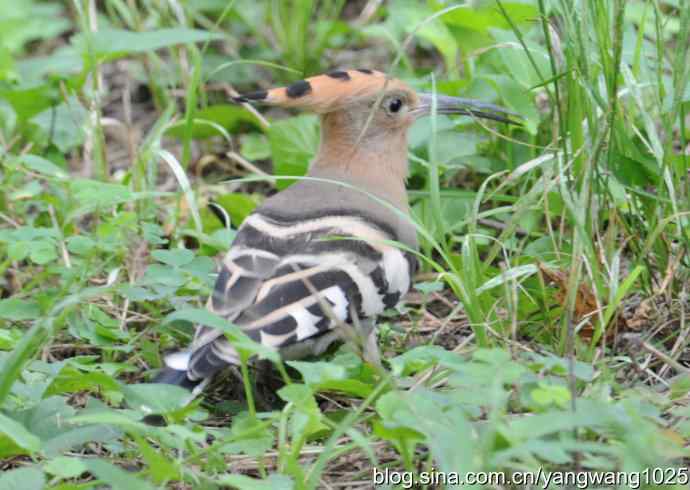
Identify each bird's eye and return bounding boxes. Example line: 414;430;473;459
387;97;403;114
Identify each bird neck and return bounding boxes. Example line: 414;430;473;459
310;112;410;210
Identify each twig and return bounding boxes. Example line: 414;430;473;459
226;151;274;181
626;334;690;376
0;212;20;228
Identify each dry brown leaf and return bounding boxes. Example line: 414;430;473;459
538;263;599;341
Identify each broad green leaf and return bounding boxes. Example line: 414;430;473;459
219;412;274;457
413;280;445;294
44;425;121;458
286;360;373;397
28;240;57;265
389;345;463;376
214;193;260;227
16;154;69;179
530;382;571;408
397;2;458;74
240;133;271;160
142;264;186;288
0;298;40;321
30;97;87;152
0;1;70;53
132;435;180;483
7;241;29;261
151;248;195;267
165;105;257;139
83;459;155;490
73;28;225;61
122;383;192;414
16;50;82;81
68;410;146;430
0;466;44;490
17;397;120;457
44;364;121;396
489;74;539;134
0;84;58;121
268;114;319;189
65;236;96;255
43;457;88;479
70;179;134;209
376;388;474;477
278;384;328;439
0;412;41;455
444;3;537;32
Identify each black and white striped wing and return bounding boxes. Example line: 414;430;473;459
185;212;415;382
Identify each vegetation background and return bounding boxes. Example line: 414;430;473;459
0;0;689;488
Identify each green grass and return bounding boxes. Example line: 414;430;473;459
1;0;690;488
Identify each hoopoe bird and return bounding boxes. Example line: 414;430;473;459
155;69;518;393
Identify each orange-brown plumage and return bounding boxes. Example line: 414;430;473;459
232;68;520;215
234;69;417;114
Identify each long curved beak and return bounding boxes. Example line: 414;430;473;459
413;93;522;125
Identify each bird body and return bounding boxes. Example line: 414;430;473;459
155;69;518;392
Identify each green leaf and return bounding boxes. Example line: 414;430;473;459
0;412;41;455
444;3;537;32
122;383;192;414
398;2;458;74
43;456;88;479
16;51;82;82
413;281;445;294
6;241;28;261
377;388;475;477
490;74;539;134
142;264;186;287
214;193;260;227
268;115;319;189
165;105;256;139
278;384;328;439
0;467;44;490
44;364;121;396
240;133;271;160
30;97;88;152
65;236;96;255
286;360;372;397
670;375;690;400
0;298;40;321
16;154;69;179
132;435;180;483
0;84;58;121
389;345;463;376
83;459;155;490
44;424;121;458
151;248;195;267
14;396;121;458
0;1;70;53
28;240;57;265
219;412;274;457
530;381;571;408
68;410;145;430
70;179;134;209
73;28;225;61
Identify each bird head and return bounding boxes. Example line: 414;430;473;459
232;69;519;186
233;69;519;133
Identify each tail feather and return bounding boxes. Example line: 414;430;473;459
152;366;201;391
